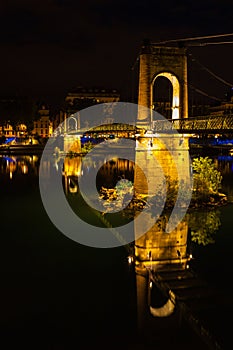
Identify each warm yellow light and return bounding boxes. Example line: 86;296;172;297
153;72;180;119
22;165;28;174
128;256;133;264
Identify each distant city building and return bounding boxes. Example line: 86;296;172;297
65;86;120;105
32;105;53;138
189;103;212;117
152;101;172;119
0;123;28;139
64;86;120;115
209;96;233;116
53;110;68;132
16;123;27;137
2;123;16;137
52;86;121;132
152;100;212;119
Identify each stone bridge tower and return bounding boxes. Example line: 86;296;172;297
137;41;188;128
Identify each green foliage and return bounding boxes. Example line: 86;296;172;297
82;141;93;153
99;180;134;214
186;209;221;245
115;179;133;193
100;179;134;203
192;156;222;202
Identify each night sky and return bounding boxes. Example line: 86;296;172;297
0;0;232;109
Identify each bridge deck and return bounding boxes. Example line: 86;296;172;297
152;114;233;134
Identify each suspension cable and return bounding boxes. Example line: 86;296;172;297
188;83;222;102
188;41;233;46
189;54;233;87
152;33;233;45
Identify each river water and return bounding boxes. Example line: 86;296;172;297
0;151;233;349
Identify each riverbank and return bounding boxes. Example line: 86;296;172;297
1;141;232;157
189;143;233;157
0;144;44;155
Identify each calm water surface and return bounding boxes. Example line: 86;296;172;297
0;152;233;349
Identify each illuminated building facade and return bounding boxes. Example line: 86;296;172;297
65;86;120;112
32;105;53;138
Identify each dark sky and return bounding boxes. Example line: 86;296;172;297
0;0;232;108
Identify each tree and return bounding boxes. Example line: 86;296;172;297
192;156;222;202
187;209;221;245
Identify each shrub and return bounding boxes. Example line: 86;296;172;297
191;156;222;202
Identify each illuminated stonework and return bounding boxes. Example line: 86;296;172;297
135;219;189;265
138;43;188;127
153;72;180;119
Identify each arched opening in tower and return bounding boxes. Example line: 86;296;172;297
153;72;180;120
68;116;78;131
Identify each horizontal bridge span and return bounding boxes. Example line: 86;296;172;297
59;114;233;135
152;114;233;134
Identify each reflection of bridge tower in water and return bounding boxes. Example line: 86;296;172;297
63;156;82;194
134;42;192;335
135;219;190;338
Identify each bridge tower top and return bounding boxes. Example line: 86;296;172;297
137;40;188;129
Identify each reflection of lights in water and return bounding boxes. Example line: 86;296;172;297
128;256;133;264
6;158;16;177
0;155;40;178
22;165;28;174
68;177;78;193
54;162;59;172
149;286;176;317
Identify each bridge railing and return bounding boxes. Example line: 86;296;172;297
152;114;233;133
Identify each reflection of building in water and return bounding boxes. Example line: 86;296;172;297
5;157;16;179
100;158;134;176
96;158;135;189
135;218;189;267
134;217;190;338
63;156;82;194
63;157;82;177
39;158;51;187
0;155;39;179
62;156;135;193
133;136;191;335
